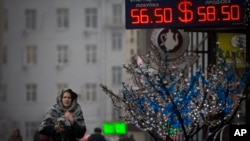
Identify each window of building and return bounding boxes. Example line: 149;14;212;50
112;66;122;86
112;4;122;24
85;83;97;101
130;38;134;43
112;32;122;50
0;84;7;102
86;44;97;64
2;45;7;64
57;45;68;64
57;83;68;93
85;8;97;28
24;45;37;65
25;9;36;30
26;83;37;102
4;9;8;30
130;49;135;56
57;8;69;30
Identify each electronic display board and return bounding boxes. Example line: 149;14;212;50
125;0;246;29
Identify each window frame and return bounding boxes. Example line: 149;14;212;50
56;8;69;30
25;9;37;30
26;83;37;102
85;8;97;29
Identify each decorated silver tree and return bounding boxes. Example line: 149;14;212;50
100;41;250;141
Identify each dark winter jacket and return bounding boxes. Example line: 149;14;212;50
38;89;86;141
87;133;107;141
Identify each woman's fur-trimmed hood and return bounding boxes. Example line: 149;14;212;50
57;89;78;112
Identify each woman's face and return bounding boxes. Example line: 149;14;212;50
62;92;72;109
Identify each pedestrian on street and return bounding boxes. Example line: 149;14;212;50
8;128;22;141
38;88;86;141
87;127;106;141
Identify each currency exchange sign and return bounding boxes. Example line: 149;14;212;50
125;0;246;29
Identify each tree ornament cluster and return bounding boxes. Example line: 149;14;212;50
100;45;250;141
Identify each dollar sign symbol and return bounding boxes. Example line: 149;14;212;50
178;1;193;23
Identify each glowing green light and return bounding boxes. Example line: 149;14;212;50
102;122;127;135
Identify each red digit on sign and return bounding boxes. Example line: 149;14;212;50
221;5;230;21
140;8;149;23
131;9;140;24
197;6;206;22
207;6;216;21
155;8;163;23
164;8;172;23
231;5;240;20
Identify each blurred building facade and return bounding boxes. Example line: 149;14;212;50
0;0;2;80
0;0;146;140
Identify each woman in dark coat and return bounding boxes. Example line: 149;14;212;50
38;89;86;141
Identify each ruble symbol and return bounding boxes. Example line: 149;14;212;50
178;1;193;23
